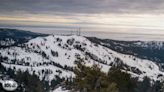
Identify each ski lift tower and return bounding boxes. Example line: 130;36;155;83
77;27;81;36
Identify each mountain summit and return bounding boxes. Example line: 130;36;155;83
0;34;163;81
0;29;164;92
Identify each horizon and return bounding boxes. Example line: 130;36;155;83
1;27;164;41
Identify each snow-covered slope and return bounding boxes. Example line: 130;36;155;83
0;35;164;81
53;87;69;92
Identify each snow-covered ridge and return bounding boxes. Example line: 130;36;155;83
0;38;15;46
0;35;164;81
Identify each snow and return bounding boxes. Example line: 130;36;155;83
0;38;15;46
53;87;70;92
0;35;164;81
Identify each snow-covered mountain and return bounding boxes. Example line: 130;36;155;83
88;37;164;64
0;28;47;47
0;34;164;82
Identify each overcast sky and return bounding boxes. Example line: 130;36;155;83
0;0;164;34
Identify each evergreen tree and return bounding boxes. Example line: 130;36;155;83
108;66;137;92
71;59;119;92
15;70;44;92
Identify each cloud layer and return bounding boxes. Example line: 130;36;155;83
0;0;164;14
0;0;164;34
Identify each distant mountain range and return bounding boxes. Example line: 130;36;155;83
0;28;164;92
87;37;164;70
0;28;47;47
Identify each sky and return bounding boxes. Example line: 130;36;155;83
0;0;164;35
